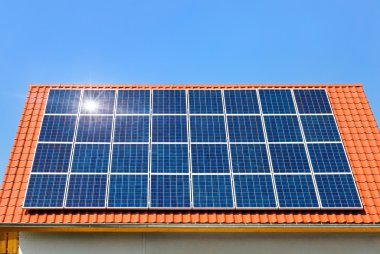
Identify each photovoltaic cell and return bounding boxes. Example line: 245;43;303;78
151;144;189;173
150;175;190;208
301;115;341;142
294;89;332;114
81;90;115;114
188;90;223;114
66;174;107;208
308;143;351;173
264;116;303;142
227;116;265;142
152;116;187;142
190;116;226;142
275;174;319;208
259;89;296;114
76;116;113;142
24;174;67;208
230;144;270;173
39;115;77;142
111;144;149;173
191;144;230;173
45;89;81;114
108;174;148;208
31;143;72;173
234;175;276;208
71;144;110;173
316;174;361;208
270;144;310;173
153;90;186;114
193;175;234;208
224;90;260;114
117;90;150;114
114;116;149;142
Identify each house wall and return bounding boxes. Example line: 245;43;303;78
19;231;380;254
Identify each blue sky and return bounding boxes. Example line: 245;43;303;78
0;0;379;177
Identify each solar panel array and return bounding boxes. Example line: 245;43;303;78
24;88;363;209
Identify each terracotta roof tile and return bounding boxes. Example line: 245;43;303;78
0;84;379;225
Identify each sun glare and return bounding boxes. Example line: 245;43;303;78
83;100;98;112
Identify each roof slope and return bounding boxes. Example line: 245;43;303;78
0;84;379;225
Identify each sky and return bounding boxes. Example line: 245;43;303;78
0;0;379;177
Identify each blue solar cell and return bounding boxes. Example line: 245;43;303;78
45;89;81;114
193;175;234;208
259;89;296;114
227;116;264;142
114;116;149;142
108;174;148;208
66;174;107;208
117;90;150;114
153;90;186;114
301;115;340;142
152;116;187;142
150;175;190;208
24;174;67;208
111;144;149;173
230;144;270;173
234;175;276;208
316;174;361;208
308;143;351;173
76;116;113;142
39;115;77;142
191;144;230;173
151;144;189;173
275;174;319;208
188;90;223;114
270;144;310;173
71;144;110;173
294;89;332;114
224;90;260;114
81;90;115;114
31;143;72;173
264;116;303;142
190;116;226;142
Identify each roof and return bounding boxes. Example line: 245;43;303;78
1;84;380;229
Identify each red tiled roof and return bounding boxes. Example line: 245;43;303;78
1;84;380;225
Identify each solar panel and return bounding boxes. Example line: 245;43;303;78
71;144;110;173
114;116;149;142
151;144;189;173
190;116;226;142
259;89;296;114
76;116;113;142
234;175;276;208
111;144;149;173
31;143;72;173
230;144;270;173
153;90;186;114
24;174;67;208
227;116;265;142
66;174;107;208
224;90;260;114
152;115;187;142
39;115;77;142
25;88;362;210
193;175;234;208
117;90;150;114
264;115;303;142
269;144;310;173
45;89;81;114
108;174;148;208
150;175;191;208
188;90;224;114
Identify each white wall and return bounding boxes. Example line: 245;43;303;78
19;231;380;254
